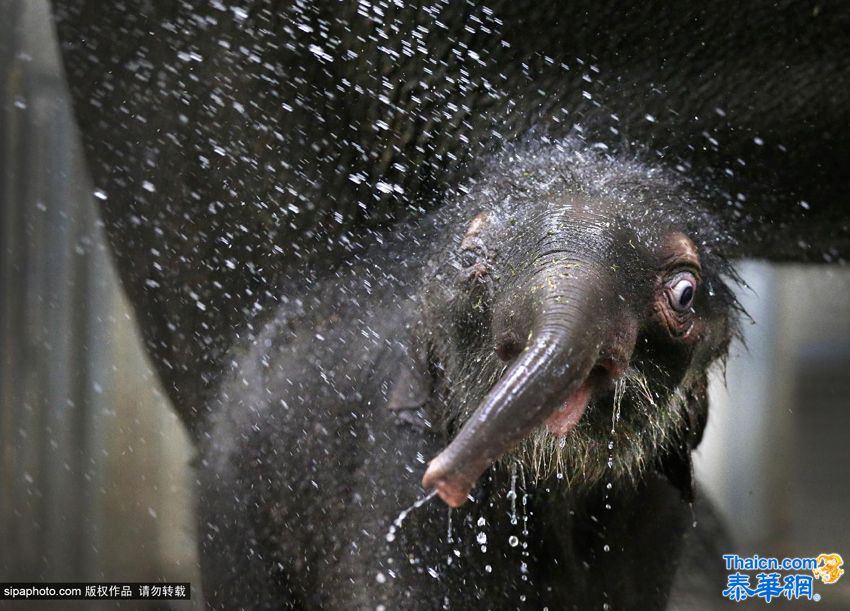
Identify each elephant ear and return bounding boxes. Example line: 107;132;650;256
656;443;695;505
386;359;431;413
385;336;433;427
655;375;710;504
683;375;710;451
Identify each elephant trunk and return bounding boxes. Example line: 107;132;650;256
422;264;610;506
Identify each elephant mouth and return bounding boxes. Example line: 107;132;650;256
544;372;594;436
544;361;620;435
426;359;623;507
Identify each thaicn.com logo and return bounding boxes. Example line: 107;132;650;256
722;552;844;603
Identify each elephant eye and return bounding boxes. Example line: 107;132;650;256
667;272;697;312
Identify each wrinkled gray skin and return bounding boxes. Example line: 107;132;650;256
49;0;848;609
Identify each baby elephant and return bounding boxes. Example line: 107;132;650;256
201;144;736;609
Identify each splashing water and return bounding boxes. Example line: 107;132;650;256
519;465;529;539
611;377;626;433
508;462;519;525
385;490;438;543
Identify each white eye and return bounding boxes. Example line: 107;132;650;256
667;272;697;312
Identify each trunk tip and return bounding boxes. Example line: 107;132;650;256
422;458;475;508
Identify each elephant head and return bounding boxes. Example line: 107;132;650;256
416;144;737;507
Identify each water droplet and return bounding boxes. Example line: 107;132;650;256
603;544;610;552
476;517;486;527
476;531;487;545
375;572;386;584
484;565;492;573
508;536;519;547
385;490;436;543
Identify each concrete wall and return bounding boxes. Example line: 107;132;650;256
695;264;850;609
